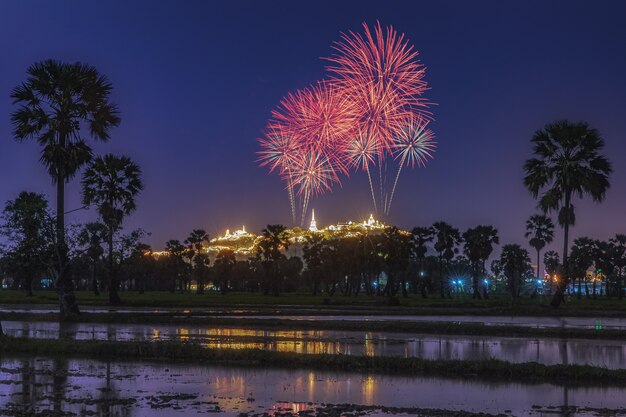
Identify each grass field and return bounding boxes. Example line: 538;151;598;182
1;290;626;316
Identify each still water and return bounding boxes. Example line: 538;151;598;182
3;321;626;369
218;314;626;329
0;357;624;417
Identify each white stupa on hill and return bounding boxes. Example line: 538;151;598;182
309;209;318;232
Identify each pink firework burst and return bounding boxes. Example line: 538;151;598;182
257;124;300;175
270;81;355;174
325;21;431;155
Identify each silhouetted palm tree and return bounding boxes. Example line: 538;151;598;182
381;226;411;301
411;226;434;298
524;120;612;307
78;222;107;295
184;229;210;294
432;222;462;298
303;234;325;295
214;249;236;294
462;225;499;299
165;239;187;292
525;214;555;292
499;244;532;298
82;154;143;305
569;237;596;299
257;225;289;295
543;250;560;295
11;60;120;314
608;235;626;300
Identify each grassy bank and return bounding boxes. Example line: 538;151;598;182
2;290;626;317
0;336;624;385
0;312;622;340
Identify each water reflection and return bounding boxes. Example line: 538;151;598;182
0;358;624;417
4;321;625;369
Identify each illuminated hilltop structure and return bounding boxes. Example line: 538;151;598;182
309;209;318;232
208;225;258;256
152;212;388;258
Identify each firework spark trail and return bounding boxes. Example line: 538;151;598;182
385;116;436;214
257;125;301;223
345;130;379;212
291;150;338;225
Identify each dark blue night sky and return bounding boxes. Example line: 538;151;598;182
1;0;625;252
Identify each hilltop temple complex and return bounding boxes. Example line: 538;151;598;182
153;212;388;259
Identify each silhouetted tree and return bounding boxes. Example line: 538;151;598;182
78;222;107;295
82;154;143;305
432;222;462;298
462;225;499;299
525;214;555;292
1;192;50;296
499;244;532;298
524;120;612;307
256;224;289;295
411;226;434;298
569;237;596;299
214;249;236;294
11;60;120;315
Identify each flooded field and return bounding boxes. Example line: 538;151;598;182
0;357;625;417
3;321;626;369
218;314;626;329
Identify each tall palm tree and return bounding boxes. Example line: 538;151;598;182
524;120;612;307
462;225;499;299
11;60;120;314
82;154;143;305
432;222;462;298
525;214;555;288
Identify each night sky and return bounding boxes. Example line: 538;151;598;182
1;1;625;253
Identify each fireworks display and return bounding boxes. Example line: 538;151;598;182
258;22;436;224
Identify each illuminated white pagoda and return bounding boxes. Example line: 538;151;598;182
309;209;318;232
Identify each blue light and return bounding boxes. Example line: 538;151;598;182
483;279;488;285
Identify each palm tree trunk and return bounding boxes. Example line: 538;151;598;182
55;178;80;316
530;248;540;299
438;255;445;298
551;192;571;307
108;229;121;305
92;260;99;296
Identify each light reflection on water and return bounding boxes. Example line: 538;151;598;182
3;321;626;369
0;358;625;417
